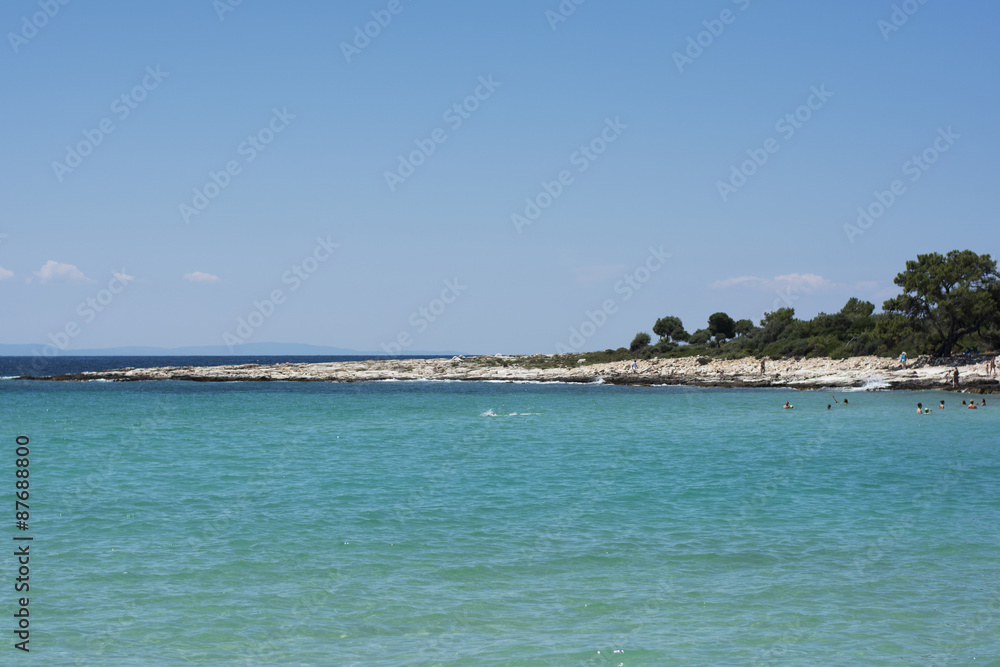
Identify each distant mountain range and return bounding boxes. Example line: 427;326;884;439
0;342;464;357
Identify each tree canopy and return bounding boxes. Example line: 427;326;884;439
653;316;689;342
630;250;1000;360
707;312;736;341
883;250;1000;356
629;332;651;353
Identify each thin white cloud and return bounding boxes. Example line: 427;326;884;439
712;273;832;293
0;266;14;281
183;271;221;284
771;273;831;292
30;260;94;284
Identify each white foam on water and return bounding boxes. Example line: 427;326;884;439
838;375;890;392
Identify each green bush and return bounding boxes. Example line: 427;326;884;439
630;332;652;353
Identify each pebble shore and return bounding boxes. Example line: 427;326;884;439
19;354;1000;392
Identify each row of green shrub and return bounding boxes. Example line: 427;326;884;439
626;250;1000;360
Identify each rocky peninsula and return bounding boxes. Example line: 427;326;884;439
18;354;1000;392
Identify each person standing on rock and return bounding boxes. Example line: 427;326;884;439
760;358;766;374
900;351;907;369
953;367;960;388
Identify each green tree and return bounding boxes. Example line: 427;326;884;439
653;316;689;342
872;313;913;352
734;319;754;337
841;297;875;317
760;307;795;328
883;250;1000;355
688;328;711;346
629;332;651;353
707;312;736;341
759;307;795;336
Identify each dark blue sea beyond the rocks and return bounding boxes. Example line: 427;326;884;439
0;355;439;378
2;364;999;663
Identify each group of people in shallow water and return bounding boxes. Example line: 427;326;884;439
782;396;850;410
917;398;987;414
781;396;991;412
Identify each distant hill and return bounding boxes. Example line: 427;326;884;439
0;342;464;357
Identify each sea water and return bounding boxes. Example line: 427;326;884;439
2;377;998;665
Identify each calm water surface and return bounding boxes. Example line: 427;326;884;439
2;379;998;665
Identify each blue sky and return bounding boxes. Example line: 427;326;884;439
2;0;998;354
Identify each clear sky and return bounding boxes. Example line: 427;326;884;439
2;0;998;354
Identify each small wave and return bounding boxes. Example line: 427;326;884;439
0;376;17;380
482;379;544;384
837;375;890;392
862;375;890;390
481;379;579;385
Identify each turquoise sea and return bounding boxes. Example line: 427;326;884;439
3;377;999;665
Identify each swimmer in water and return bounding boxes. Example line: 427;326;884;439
917;402;924;414
783;401;794;409
939;400;945;410
968;402;978;410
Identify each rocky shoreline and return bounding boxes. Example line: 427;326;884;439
16;354;1000;392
